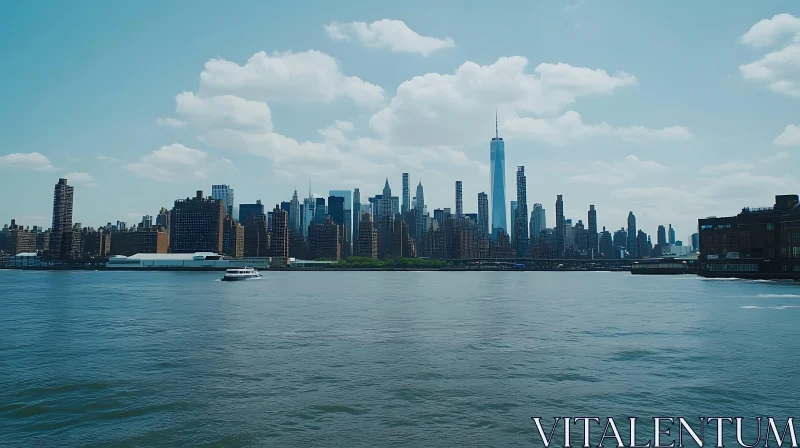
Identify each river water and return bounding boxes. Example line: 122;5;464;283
1;270;799;446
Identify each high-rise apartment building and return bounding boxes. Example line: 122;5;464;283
510;201;518;241
588;205;598;256
530;203;545;243
355;213;378;259
515;166;528;256
415;182;425;245
402;173;410;214
49;178;74;259
627;212;637;258
243;213;269;257
211;184;234;217
657;225;667;247
668;224;676;245
490;113;507;238
477;192;489;237
170;190;224;254
269;205;289;258
352;189;361;253
222;216;244;258
156;207;171;231
308;218;344;260
455;181;463;218
555;195;565;257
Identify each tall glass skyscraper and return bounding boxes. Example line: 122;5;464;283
211;184;234;217
490;114;507;238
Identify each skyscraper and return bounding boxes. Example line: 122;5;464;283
668;224;676;245
691;232;699;252
402;173;410;214
587;205;598;256
289;190;301;234
531;203;545;242
515;166;528;256
455;180;463;218
555;195;565;257
269;205;289;258
327;196;345;226
627;212;637;258
510;201;518;241
657;225;667;247
170;190;224;254
302;196;315;237
490;113;507;238
239;200;264;226
477;192;489;237
49;178;74;259
211;184;234;217
329;189;352;256
315;197;326;224
415;181;425;245
352;189;361;253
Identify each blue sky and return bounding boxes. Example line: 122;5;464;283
1;0;798;242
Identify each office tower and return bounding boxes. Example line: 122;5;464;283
356;213;378;259
49;178;74;259
587;205;598;256
530;203;545;243
170;190;224;254
391;196;400;216
455;181;463;218
302;197;315;237
515;166;528;256
328;196;345;226
565;218;575;252
352;189;361;253
329;190;352;256
477;192;489;237
222;216;244;258
117;221;127;232
510;201;518;241
415;181;425;244
402;173;410;214
555;195;565;257
156;207;171;231
391;219;416;258
289;190;301;234
141;215;153;229
269;205;289;258
668;224;676;245
490;112;507;237
657;225;667;247
239;200;264;226
627;212;637;258
574;220;588;252
691;232;699;252
599;227;613;258
637;230;650;258
613;228;628;258
243;213;269;257
211;184;234;216
314;197;326;224
434;208;444;227
377;179;394;257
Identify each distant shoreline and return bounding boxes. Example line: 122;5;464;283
0;266;632;273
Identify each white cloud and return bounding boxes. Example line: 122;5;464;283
64;172;96;187
324;19;455;56
96;155;118;162
198;50;385;108
504;111;692;145
369;57;647;146
175;92;273;132
739;14;800;97
0;152;57;172
740;13;800;49
774;124;800;146
698;160;756;175
124;143;235;181
567;155;665;185
156;117;187;128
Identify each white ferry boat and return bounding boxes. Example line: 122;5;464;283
222;267;262;281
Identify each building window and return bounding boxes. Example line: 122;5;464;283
767;223;774;230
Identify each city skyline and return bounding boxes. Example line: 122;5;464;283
1;2;798;236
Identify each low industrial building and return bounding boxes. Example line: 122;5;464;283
106;252;269;270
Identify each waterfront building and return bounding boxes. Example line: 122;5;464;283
1;221;38;255
377;179;394;258
454;227;478;259
627;212;638;259
239;200;265;228
402;173;410;214
110;228;169;256
81;229;111;258
490;113;507;238
211;184;234;217
243;213;269;257
355;213;378;259
555;195;565;257
588;205;598;256
455;181;463;219
49;178;74;259
314;198;326;225
514;166;528;256
141;215;153;229
425;227;448;259
477;192;489;238
613;227;628;258
308;218;344;260
170;190;224;254
699;194;800;277
107;252;270;270
574;220;587;253
269;205;289;258
222;217;244;258
329;190;352;257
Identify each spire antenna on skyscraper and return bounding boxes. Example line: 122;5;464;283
495;109;498;139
